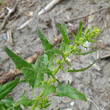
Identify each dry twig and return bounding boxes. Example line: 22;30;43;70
65;6;109;23
38;0;61;15
1;0;18;29
87;98;100;110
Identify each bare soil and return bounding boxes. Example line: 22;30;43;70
0;0;110;110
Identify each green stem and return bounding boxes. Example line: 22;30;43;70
30;51;72;110
32;88;35;100
31;88;44;110
30;58;64;110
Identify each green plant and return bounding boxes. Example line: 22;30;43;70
1;21;101;110
0;1;3;5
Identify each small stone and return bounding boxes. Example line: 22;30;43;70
70;101;75;106
1;34;7;41
26;57;33;63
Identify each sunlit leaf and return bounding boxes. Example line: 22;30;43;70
57;21;69;45
56;81;86;101
37;29;53;51
77;22;83;39
33;54;49;69
14;92;34;109
21;68;37;88
42;85;56;97
4;46;32;70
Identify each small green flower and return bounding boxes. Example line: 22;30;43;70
56;59;60;64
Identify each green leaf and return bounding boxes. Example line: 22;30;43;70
77;22;83;37
0;104;5;110
34;79;42;88
37;29;53;51
0;78;20;100
33;55;48;69
21;67;52;87
14;92;34;109
13;106;22;110
45;49;65;67
35;67;53;77
37;97;51;109
42;85;56;97
1;99;13;108
75;49;97;55
57;21;69;45
72;32;76;42
60;42;70;51
4;46;32;70
68;60;96;72
21;67;37;88
76;21;83;41
0;1;3;5
45;49;65;59
56;81;86;101
0;97;22;110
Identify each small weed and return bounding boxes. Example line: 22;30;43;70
0;21;101;110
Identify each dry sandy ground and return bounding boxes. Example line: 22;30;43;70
0;0;110;110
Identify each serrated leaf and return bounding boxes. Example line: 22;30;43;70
77;22;83;40
14;92;34;109
4;46;32;70
37;29;53;51
21;67;52;87
56;81;86;101
57;21;69;45
21;67;37;88
68;60;96;72
0;78;20;100
42;85;56;97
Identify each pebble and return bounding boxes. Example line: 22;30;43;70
70;101;75;106
0;34;7;41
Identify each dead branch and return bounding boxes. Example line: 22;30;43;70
38;0;61;15
65;6;109;23
1;0;18;29
87;98;100;110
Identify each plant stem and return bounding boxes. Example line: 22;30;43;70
32;88;35;100
30;58;64;110
31;88;44;110
47;58;64;84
